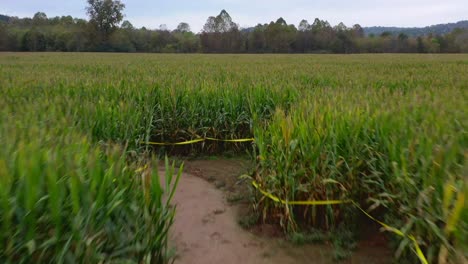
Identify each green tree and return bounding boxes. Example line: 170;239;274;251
109;29;135;52
121;20;134;30
86;0;125;41
334;22;347;32
32;12;48;26
176;22;191;33
298;19;310;32
428;37;441;53
247;24;267;52
397;33;409;52
311;18;330;32
0;22;8;51
352;24;364;38
202;10;237;33
264;18;297;52
201;10;241;52
296;19;313;52
61;15;74;25
309;18;334;51
417;36;425;53
21;29;46;51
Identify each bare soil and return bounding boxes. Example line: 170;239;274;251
169;158;392;264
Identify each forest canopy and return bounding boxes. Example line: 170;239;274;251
1;0;467;53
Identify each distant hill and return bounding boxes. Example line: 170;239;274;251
240;20;468;36
363;20;468;36
0;14;11;22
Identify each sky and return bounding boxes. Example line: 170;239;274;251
1;0;467;32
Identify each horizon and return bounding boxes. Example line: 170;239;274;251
1;0;467;32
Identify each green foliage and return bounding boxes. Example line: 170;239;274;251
251;55;467;262
1;11;467;53
0;53;185;263
0;53;466;263
289;230;327;245
86;0;125;39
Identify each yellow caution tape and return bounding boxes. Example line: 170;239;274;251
135;164;148;173
143;138;205;146
252;180;428;264
351;201;428;264
205;137;255;143
141;137;254;146
251;181;351;205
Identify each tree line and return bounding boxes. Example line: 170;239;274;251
1;0;467;53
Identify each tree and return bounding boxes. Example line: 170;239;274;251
264;18;296;52
352;24;364;38
2;5;468;54
176;22;191;33
428;37;441;53
121;20;134;30
86;0;125;40
203;16;217;33
202;10;237;33
380;31;392;38
173;27;198;52
297;20;313;52
298;19;310;32
61;16;74;25
334;22;347;32
21;29;46;51
32;12;48;26
0;22;8;51
109;29;135;52
247;24;267;52
397;33;409;52
276;18;287;26
398;33;408;41
311;18;330;32
159;24;168;31
201;10;241;52
417;37;425;53
309;18;333;51
215;10;237;32
454;29;468;52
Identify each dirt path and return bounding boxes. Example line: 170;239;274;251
170;171;296;264
169;159;392;264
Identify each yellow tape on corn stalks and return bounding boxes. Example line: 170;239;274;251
251;181;428;264
142;138;205;146
205;137;255;143
251;181;352;205
141;137;255;146
351;201;428;264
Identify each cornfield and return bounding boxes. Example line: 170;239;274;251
0;53;466;263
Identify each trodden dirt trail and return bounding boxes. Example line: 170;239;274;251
170;170;296;264
168;159;392;264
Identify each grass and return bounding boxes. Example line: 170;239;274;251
289;230;327;245
0;53;466;263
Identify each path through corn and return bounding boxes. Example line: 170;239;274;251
169;159;392;264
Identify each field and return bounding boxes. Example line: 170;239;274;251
0;53;466;263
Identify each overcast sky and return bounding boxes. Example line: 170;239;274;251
2;0;467;32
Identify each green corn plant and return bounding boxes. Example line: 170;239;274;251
1;53;467;263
